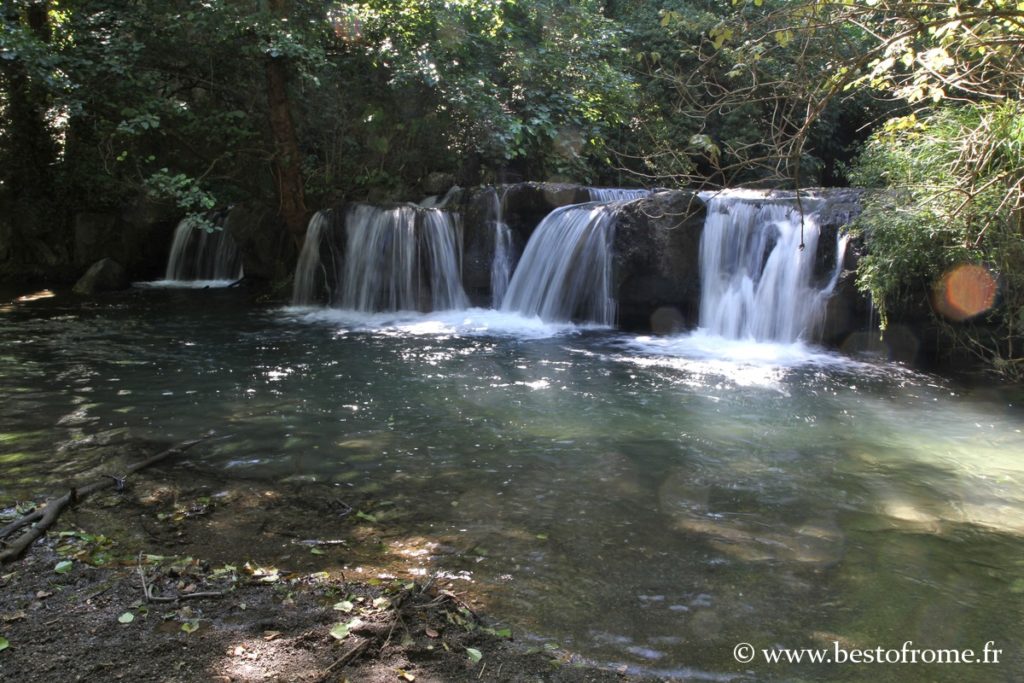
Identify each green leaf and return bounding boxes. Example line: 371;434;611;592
710;26;733;50
483;627;512;639
466;647;483;663
54;560;72;574
118;612;135;624
355;510;377;522
181;621;199;634
310;547;325;555
774;30;793;48
330;618;363;640
0;636;8;651
332;600;355;613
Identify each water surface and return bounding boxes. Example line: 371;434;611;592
2;288;1022;681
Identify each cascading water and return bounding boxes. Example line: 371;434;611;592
291;210;331;306
164;217;243;281
501;203;617;325
339;205;418;311
486;188;514;308
420;210;470;310
589;187;649;202
698;191;848;342
338;204;468;312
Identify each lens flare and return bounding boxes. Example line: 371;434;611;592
933;264;997;321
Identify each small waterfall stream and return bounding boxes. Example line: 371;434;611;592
500;203;617;325
339;205;419;311
698;191;848;342
487;188;514;308
420;209;470;311
292;204;467;312
291;210;332;305
589;187;649;202
164;217;243;281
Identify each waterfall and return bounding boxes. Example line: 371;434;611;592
501;203;616;325
338;204;468;312
421;210;470;310
164;216;243;281
292;210;331;305
698;191;847;342
487;188;514;308
589;188;649;203
339;205;417;311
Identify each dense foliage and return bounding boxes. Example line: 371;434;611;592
842;1;1024;374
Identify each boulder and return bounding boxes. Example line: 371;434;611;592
72;258;129;295
457;189;503;307
500;182;591;243
613;191;706;332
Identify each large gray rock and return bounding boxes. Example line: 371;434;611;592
458;189;504;307
66;198;178;281
613;191;706;332
500;182;591;243
73;258;128;295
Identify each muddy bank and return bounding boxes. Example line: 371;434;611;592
0;543;661;683
0;440;660;683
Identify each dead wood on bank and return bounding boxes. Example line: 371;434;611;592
0;433;214;564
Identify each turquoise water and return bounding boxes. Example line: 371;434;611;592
2;287;1023;680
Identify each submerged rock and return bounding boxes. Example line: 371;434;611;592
72;258;129;295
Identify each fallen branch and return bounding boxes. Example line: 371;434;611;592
319;639;370;681
0;508;44;539
137;553;225;603
0;433;215;564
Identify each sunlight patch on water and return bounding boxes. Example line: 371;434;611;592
615;331;897;390
279;306;598;339
628;330;855;367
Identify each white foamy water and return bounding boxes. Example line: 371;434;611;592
279;306;594;339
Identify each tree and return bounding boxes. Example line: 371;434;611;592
0;0;65;270
263;0;310;244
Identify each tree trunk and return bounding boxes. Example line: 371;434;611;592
264;0;308;245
